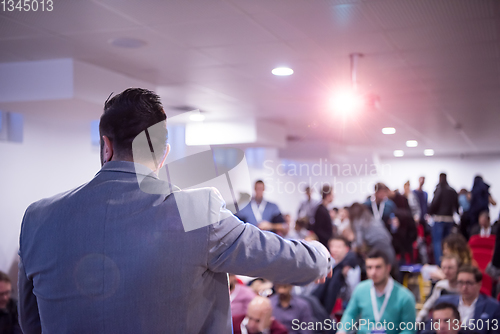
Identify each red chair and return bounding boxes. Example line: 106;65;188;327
468;235;496;296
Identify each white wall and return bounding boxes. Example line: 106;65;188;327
0;112;100;275
246;152;500;223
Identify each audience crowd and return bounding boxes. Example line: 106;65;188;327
232;174;500;334
2;173;499;334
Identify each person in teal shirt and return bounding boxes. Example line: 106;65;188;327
338;249;417;334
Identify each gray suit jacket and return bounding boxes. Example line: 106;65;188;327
18;161;330;334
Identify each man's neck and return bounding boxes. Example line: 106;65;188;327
462;295;478;306
279;295;291;308
449;279;457;288
254;197;263;205
374;277;389;294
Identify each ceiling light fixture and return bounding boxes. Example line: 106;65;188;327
424;149;434;156
382;127;396;135
406;140;418;147
393;150;404;157
330;91;362;114
272;67;293;76
109;37;147;49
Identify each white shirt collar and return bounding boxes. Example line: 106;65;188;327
480;226;491;237
459;295;478;308
373;277;394;297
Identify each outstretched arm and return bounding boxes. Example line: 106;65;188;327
207;189;332;285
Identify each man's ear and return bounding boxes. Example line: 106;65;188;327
102;135;114;163
158;143;170;169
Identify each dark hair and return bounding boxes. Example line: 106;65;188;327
0;271;11;284
479;210;490;219
329;236;350;248
348;202;370;221
295;217;309;229
99;88;167;161
374;182;389;192
322;184;332;199
439;173;448;184
366;248;390;265
433;302;460;320
255;180;264;187
458;264;482;282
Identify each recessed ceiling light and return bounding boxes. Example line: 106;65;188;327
393;150;404;157
109;37;147;49
272;67;293;76
424;149;434;156
382;127;396;135
189;114;205;122
406;140;418;147
330;91;362;114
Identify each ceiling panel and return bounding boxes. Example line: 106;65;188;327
366;0;494;30
151;16;278;48
0;15;49;40
388;19;498;50
2;1;139;34
200;42;299;66
0;0;498;157
97;0;240;26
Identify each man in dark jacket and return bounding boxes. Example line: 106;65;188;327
313;237;359;315
313;185;334;248
429;173;459;265
0;271;21;334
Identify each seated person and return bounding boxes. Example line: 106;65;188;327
423;234;475;282
338;249;416;334
470;211;498;238
286;217;311;240
417;255;461;322
313;236;360;315
270;283;314;334
233;296;288;334
230;274;257;317
435;265;500;334
0;271;21;334
428;302;467;334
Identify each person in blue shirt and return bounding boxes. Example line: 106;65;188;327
236;180;286;234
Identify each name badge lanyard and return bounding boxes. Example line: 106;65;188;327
370;278;394;323
251;200;266;223
371;197;386;223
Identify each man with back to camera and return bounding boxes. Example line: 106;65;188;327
18;88;333;334
428;173;459;265
313;184;335;248
338;249;416;334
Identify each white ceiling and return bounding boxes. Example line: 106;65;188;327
0;0;499;159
